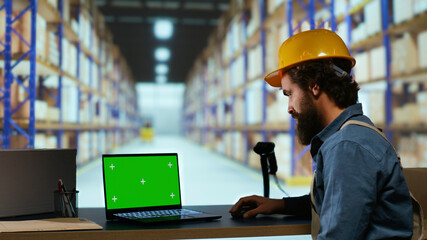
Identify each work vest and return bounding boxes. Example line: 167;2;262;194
310;120;424;240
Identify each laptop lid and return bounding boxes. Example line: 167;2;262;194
102;153;182;219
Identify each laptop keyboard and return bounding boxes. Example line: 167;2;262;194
115;209;203;220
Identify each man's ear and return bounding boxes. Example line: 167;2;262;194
309;84;321;98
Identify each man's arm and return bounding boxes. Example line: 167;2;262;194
230;194;311;219
283;195;311;218
317;141;378;239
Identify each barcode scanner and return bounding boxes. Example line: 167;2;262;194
253;142;289;198
253;142;277;197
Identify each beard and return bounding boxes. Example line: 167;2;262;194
293;93;324;145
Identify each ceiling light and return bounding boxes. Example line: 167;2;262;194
154;47;171;61
155;75;167;84
154;19;173;40
155;64;169;75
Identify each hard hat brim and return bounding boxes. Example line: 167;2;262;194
264;68;283;88
264;56;356;88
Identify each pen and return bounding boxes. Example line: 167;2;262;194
58;180;66;216
59;179;73;217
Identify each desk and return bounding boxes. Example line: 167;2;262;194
1;205;310;240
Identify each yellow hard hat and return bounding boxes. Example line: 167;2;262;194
264;29;356;88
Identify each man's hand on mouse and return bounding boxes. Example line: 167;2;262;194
229;195;286;218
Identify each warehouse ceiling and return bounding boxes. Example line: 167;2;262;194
95;0;230;83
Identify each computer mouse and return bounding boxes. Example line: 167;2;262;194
231;203;257;219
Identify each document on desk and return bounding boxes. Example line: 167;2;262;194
0;218;102;233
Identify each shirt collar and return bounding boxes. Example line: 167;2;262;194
310;103;364;157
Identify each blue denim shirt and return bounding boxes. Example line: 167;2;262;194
310;103;413;239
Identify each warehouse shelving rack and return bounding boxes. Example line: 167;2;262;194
185;0;427;177
0;0;37;148
184;0;427;179
183;0;338;180
1;0;141;165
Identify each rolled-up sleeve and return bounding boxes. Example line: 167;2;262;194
283;195;311;219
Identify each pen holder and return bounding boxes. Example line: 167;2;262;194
54;190;79;217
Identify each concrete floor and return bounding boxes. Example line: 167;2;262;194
76;134;311;239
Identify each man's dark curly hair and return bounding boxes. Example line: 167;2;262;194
286;58;359;109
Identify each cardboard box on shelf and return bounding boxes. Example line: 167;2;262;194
34;133;47;148
35;100;48;121
46;135;58;148
265;27;280;74
230;55;244;90
294;140;313;177
246;81;263;125
417;92;427;105
224;132;232;158
63;0;70;24
391;33;418;76
354;52;370;83
248;150;261;171
46;107;60;122
336;21;350;45
248;45;263;80
47;32;59;66
334;0;347;17
351;22;367;44
369;91;385;125
364;0;382;37
267;0;284;14
418;30;427;68
369;46;386;79
9;82;31;119
247;132;264;169
233;95;245;125
272;133;292;179
9;135;28;149
413;0;427;15
393;0;414;24
246;0;260;39
232;131;245;162
47;0;58;9
36;14;47;61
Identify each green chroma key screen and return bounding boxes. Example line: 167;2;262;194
103;154;181;210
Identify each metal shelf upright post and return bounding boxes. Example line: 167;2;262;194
57;0;65;148
202;64;208;146
88;22;94;159
75;4;82;162
1;0;37;148
259;0;267;142
380;0;393;142
114;58;120;147
98;37;103;155
242;9;249;165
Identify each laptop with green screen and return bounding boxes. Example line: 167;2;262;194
102;153;221;223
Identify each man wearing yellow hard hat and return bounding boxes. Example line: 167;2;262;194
230;29;419;239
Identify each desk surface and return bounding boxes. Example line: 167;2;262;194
1;205;311;240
